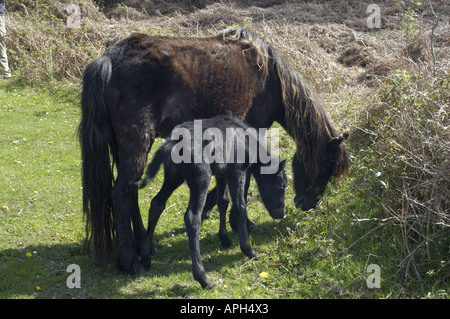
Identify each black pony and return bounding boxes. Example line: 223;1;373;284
138;115;287;288
79;28;350;274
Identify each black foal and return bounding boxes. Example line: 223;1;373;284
139;115;287;289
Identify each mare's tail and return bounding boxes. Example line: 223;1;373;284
78;55;115;263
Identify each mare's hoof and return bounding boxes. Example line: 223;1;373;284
141;256;151;272
219;236;232;249
131;260;145;275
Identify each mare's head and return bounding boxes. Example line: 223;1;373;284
252;159;287;219
293;133;349;211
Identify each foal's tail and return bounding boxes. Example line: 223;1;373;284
138;144;172;189
78;55;115;263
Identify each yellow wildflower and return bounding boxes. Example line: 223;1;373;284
26;252;32;257
259;271;269;279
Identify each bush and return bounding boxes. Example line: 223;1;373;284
351;65;449;281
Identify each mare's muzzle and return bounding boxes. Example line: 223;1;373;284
270;207;285;219
294;195;320;211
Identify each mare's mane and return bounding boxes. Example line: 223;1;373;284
221;28;349;179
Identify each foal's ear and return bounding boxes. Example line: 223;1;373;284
343;132;349;140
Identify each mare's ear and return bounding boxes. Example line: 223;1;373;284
328;136;344;150
328;133;349;150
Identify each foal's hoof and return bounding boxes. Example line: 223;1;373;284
230;216;256;233
197;276;215;290
243;248;257;260
201;281;215;290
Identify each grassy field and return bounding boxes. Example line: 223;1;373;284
0;0;448;299
0;83;446;299
0;83;358;299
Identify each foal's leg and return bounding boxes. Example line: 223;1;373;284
184;169;213;289
227;169;256;259
229;170;256;233
216;177;231;248
201;187;217;221
141;166;184;270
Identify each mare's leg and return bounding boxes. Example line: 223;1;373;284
229;170;256;232
112;163;146;274
111;121;154;274
216;177;231;248
227;169;256;259
184;167;213;289
132;195;146;254
141;165;184;270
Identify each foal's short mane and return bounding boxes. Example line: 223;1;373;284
222;28;349;180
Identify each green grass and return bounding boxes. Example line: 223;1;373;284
0;82;447;299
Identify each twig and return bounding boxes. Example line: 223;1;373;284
428;0;440;78
352;216;396;224
347;219;395;251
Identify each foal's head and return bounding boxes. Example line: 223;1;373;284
252;159;287;219
293;133;349;211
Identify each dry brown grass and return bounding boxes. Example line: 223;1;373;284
4;1;449;88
